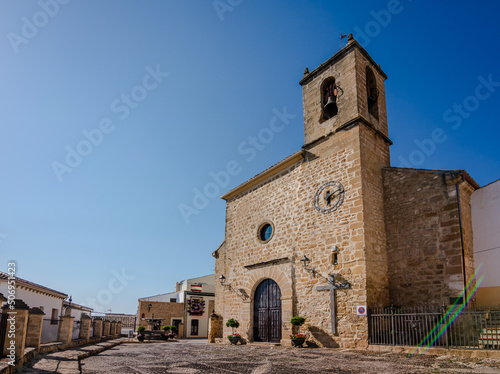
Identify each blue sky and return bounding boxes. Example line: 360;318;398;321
1;0;499;314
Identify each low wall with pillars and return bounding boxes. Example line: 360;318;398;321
57;316;74;345
2;309;29;358
25;308;44;350
92;318;103;337
0;301;125;374
79;315;92;340
102;320;111;336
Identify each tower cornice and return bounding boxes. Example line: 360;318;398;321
299;38;387;87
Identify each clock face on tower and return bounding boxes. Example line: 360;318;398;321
314;181;345;214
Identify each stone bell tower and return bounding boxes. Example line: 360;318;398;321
299;34;392;309
300;34;390;148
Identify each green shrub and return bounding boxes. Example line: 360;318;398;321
226;318;240;328
137;325;146;333
290;316;306;326
226;318;239;335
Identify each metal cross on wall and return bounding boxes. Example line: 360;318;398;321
316;274;350;334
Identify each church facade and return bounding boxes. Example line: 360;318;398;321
211;35;477;348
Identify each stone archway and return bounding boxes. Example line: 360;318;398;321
245;265;293;345
253;279;282;342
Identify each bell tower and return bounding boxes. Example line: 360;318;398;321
299;34;393;309
299;34;390;148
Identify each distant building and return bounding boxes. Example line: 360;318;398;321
104;313;137;333
137;274;215;338
472;179;500;305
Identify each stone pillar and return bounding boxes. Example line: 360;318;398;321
102;320;111;336
281;296;293;347
207;313;222;343
116;321;122;336
25;308;45;349
57;315;74;344
93;318;103;338
79;315;92;341
178;322;184;338
2;303;29;359
110;321;117;336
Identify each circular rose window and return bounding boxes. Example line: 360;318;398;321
258;222;274;243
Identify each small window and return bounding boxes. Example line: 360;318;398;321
170;298;176;303
51;308;58;324
191;319;199;336
258;222;274;243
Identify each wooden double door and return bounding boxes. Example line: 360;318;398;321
253;279;282;342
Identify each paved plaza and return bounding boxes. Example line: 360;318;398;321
78;340;500;374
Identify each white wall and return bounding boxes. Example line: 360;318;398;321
185;294;215;338
140;291;180;302
183;274;215;293
0;281;64;318
472;179;500;303
69;308;91;320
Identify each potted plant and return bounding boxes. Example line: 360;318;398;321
226;318;241;345
137;325;146;342
169;325;177;339
290;316;306;347
162;325;171;340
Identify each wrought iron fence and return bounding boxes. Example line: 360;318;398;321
369;304;500;350
41;319;60;343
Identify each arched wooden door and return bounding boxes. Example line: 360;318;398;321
253;279;282;342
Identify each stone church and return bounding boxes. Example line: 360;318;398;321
211;34;478;348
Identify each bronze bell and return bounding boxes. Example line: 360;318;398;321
324;95;338;117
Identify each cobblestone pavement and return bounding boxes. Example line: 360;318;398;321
80;340;500;374
18;338;125;373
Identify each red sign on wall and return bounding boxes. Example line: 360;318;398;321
190;284;202;292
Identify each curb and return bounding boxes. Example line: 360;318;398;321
77;340;124;361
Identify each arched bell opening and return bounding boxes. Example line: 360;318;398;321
320;77;338;121
366;67;379;119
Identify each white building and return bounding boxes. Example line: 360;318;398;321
0;271;67;320
472;179;500;305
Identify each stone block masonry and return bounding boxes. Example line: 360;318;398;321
383;168;478;306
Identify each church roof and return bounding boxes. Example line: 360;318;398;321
221;150;304;201
383;167;480;189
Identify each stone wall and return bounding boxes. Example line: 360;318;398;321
359;125;390;308
137;301;184;330
459;181;476;299
383;168;477;306
217;128;389;348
